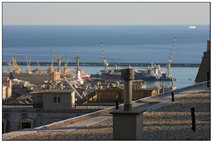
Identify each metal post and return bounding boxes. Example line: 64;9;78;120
161;81;164;93
121;68;134;111
115;93;119;110
207;72;210;88
191;107;196;131
171;92;174;102
75;55;80;79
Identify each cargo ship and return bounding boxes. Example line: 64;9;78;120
92;38;177;82
90;63;176;82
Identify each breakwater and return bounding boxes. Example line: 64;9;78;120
2;62;200;67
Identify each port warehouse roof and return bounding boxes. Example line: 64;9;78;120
3;82;210;140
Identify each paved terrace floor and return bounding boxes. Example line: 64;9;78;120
3;83;210;140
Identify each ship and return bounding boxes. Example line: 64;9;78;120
91;38;177;82
134;63;176;81
91;63;176;82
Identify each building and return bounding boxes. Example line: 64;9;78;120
2;78;13;100
2;89;94;133
195;40;210;83
32;89;75;110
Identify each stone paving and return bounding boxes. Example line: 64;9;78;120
3;84;210;140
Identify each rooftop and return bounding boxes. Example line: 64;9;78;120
32;89;74;94
3;82;210;140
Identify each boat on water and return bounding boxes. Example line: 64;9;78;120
91;63;176;82
134;63;176;81
92;38;177;82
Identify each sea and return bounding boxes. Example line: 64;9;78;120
3;25;210;89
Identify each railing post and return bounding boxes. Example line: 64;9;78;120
191;107;196;131
171;92;175;102
115;93;119;110
207;72;210;88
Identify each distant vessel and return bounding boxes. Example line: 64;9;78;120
189;25;197;29
91;41;176;82
134;63;176;81
91;64;176;82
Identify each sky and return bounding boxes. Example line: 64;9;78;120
2;2;210;25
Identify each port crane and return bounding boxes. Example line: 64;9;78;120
99;42;109;70
37;61;42;74
166;37;176;77
48;49;55;73
12;56;21;74
49;49;61;71
63;57;69;74
25;55;31;74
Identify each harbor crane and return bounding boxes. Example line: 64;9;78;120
25;55;31;74
99;42;109;70
49;49;61;71
167;37;176;77
12;56;21;74
48;49;55;73
37;61;42;74
63;57;69;74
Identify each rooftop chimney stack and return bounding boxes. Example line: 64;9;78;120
121;68;134;111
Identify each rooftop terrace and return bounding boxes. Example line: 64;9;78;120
3;82;210;140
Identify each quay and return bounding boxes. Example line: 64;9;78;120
3;82;210;140
2;62;200;67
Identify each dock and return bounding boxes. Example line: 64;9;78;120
2;62;200;67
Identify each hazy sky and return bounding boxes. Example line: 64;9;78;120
3;3;210;25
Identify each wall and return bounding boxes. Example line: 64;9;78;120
96;88;159;102
2;79;12;100
3;86;7;99
42;93;73;110
2;107;87;133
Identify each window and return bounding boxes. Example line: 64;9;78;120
20;118;33;130
53;97;57;103
21;122;31;129
58;97;60;103
53;96;61;103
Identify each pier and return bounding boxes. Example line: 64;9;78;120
2;62;200;67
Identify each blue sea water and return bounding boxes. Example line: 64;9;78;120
3;25;210;63
2;25;208;89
